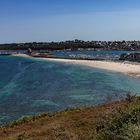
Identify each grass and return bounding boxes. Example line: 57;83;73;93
0;96;139;140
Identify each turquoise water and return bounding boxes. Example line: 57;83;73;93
0;56;140;124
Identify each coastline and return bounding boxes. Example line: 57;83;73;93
1;54;139;139
11;53;31;57
42;58;140;78
0;100;127;140
12;53;140;77
0;97;139;140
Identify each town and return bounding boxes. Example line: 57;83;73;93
1;40;140;51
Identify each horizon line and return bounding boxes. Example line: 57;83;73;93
1;39;140;45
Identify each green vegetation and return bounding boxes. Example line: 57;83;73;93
0;96;139;140
0;40;140;50
97;99;140;140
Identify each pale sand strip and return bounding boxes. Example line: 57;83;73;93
12;54;140;77
42;58;140;77
12;54;31;57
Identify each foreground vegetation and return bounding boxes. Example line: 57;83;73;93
97;97;140;140
0;96;139;140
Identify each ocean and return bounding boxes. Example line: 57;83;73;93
0;55;140;124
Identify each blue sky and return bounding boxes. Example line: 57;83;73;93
0;0;140;43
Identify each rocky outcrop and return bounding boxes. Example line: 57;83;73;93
119;53;140;61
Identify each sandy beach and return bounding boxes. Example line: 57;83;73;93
12;53;140;77
43;58;140;77
12;53;31;57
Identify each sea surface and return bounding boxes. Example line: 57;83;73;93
1;50;139;60
0;56;140;124
53;50;139;60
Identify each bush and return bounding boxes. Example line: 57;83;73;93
97;100;140;140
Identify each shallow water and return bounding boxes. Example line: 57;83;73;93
0;56;140;124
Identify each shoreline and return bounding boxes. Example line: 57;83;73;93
42;58;140;78
12;53;140;78
0;97;139;140
11;53;31;57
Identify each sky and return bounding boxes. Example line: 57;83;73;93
0;0;140;43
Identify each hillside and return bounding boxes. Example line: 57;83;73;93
0;96;139;140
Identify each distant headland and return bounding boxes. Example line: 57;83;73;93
0;40;140;51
